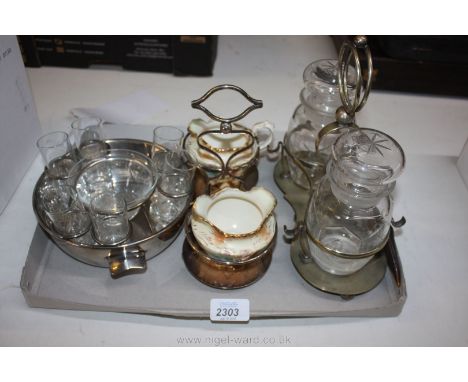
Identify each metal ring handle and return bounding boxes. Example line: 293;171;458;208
338;40;362;115
338;36;373;116
357;41;373;113
191;84;263;133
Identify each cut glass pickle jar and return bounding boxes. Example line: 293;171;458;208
305;128;405;275
285;59;356;189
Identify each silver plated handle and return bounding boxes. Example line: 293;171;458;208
107;247;147;279
338;35;373;116
191;84;263;133
191;84;264;185
315;36;373;154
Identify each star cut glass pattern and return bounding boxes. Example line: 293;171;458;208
353;132;391;157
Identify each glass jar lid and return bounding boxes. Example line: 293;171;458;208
303;59;356;89
332;128;405;185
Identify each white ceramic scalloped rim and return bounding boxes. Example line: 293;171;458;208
191;213;276;260
192;187;277;237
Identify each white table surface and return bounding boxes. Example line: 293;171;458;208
1;36;468;346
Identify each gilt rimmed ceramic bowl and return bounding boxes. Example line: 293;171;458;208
184;214;276;289
191;213;276;262
192;187;276;238
191;187;277;261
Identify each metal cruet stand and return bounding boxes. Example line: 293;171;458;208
272;36;406;299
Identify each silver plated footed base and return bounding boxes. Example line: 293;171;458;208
290;238;387;299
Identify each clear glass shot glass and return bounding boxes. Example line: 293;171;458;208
157;150;195;197
71;117;106;160
148;191;187;232
153;125;184;152
90;191;130;245
41;183;90;239
152;126;185;176
36;131;77;179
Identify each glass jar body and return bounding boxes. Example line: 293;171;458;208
285;100;338;189
305;171;393;275
285;60;347;189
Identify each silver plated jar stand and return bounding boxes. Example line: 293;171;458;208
271;36;407;299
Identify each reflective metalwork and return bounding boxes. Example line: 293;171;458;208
187;85;266;194
33;139;191;279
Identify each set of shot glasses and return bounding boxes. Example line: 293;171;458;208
37;119;194;245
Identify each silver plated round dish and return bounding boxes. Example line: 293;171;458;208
32;138;192;279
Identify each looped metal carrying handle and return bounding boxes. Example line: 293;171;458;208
191;84;263;185
338;35;373;116
314;36;372;154
191;84;263;133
